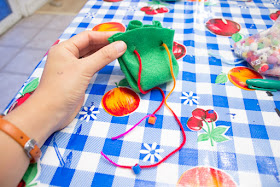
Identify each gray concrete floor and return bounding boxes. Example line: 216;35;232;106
0;13;75;112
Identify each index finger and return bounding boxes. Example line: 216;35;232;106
60;31;119;58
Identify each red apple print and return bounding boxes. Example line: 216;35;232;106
205;109;218;122
270;13;279;21
173;41;187;60
270;12;280;21
8;91;34;113
206;18;241;36
17;180;26;187
187;117;203;131
140;6;153;12
177;167;237;186
192;108;206;120
145;9;158;15
156;7;169;13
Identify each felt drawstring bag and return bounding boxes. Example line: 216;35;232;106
108;20;179;92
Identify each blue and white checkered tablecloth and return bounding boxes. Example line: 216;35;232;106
4;0;280;186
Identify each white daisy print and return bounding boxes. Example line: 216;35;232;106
180;91;199;106
79;104;99;122
85;12;96;19
139;142;164;164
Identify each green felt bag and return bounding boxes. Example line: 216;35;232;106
108;20;179;92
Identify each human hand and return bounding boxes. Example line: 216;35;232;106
5;31;127;146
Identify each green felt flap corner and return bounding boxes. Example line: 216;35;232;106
109;20;179;92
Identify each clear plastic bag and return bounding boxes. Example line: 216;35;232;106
233;17;280;77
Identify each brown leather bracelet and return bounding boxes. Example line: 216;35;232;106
0;115;41;163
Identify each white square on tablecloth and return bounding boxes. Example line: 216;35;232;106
79;8;91;13
123;125;145;143
88;121;110;138
61;119;78;134
41;147;65;166
269;140;280;158
136;99;149;113
255;90;274;101
238;171;261;187
115;157;138;178
228;109;248;123
261;111;280;127
196;82;213;95
163;102;181;117
76;152;101;172
233;137;255;155
156;163;179;184
64;27;77;34
225;85;243;98
196;64;211;74
160;129;181;147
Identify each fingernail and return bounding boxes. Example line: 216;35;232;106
114;41;126;53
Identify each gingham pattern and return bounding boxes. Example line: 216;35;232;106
4;0;280;186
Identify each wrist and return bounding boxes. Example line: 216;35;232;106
4;90;63;147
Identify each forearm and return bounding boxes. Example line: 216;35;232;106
0;91;60;186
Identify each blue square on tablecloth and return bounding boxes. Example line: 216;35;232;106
183;55;195;64
274;101;280;109
217;152;238;171
44;133;55;146
180;117;192;131
216;121;233;136
210;74;218;84
206;31;216;37
50;167;75;186
213;95;229;108
184;40;195;47
221;3;230;7
143;16;153;21
70;34;76;38
179;148;198;166
184;18;194;23
163;17;173;22
207;43;219;50
104;14;114;19
261;15;271;20
78;22;89;28
242;14;252;19
134;179;156;187
182;71;196;82
243;99;261;111
109;6;118;10
99;65;114;74
209;56;222;66
184;28;193;34
249;124;269;139
145;114;163;129
255;156;279;175
91;173;114;187
150;89;166;101
103;138;123;156
124;15;133;20
222;13;232;17
90;84;107;95
66;134;87;151
111;116;129;124
70;170;94;187
245;23;256;29
169;9;174;13
92;5;101;9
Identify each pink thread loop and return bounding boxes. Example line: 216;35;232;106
101;152;131;169
111;114;153;140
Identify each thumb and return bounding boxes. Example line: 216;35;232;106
81;41;127;76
